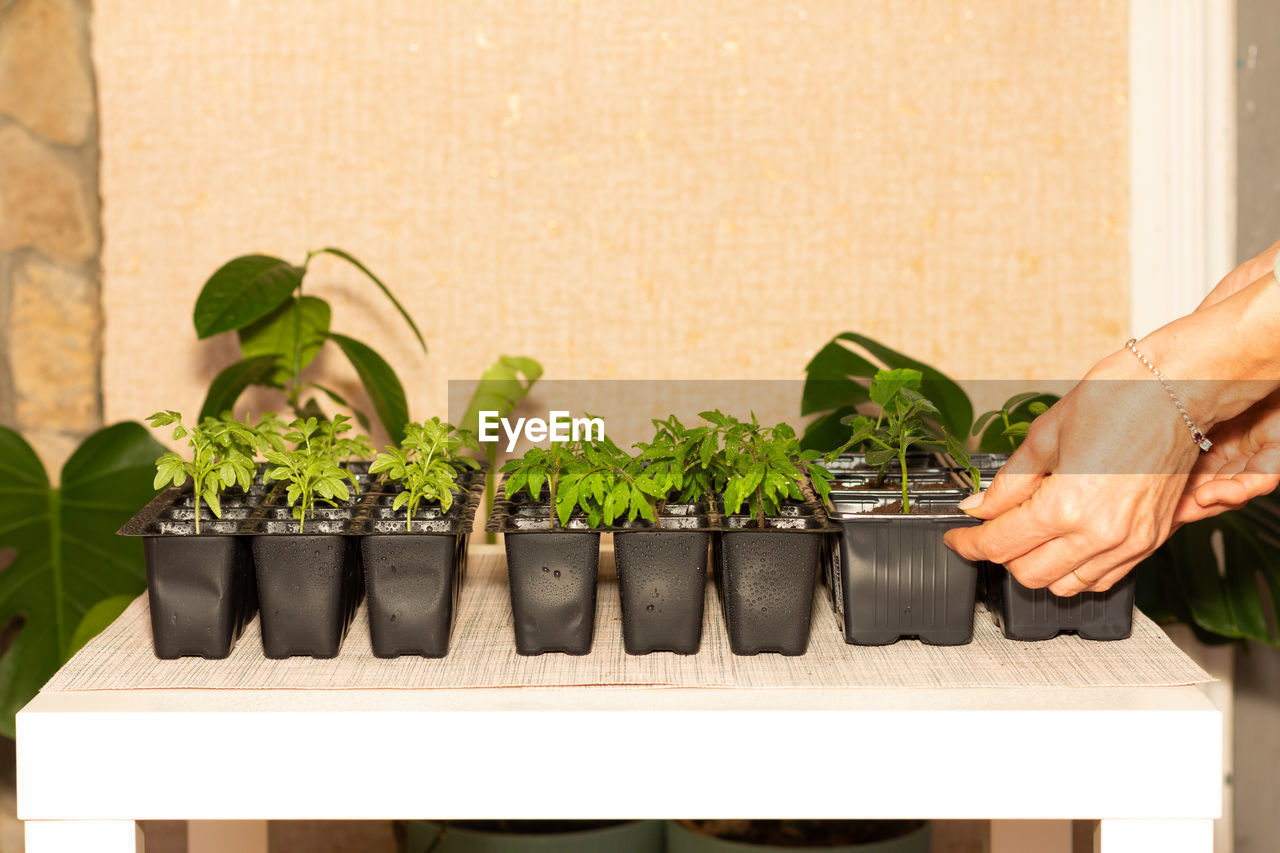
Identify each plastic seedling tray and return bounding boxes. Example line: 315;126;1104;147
487;479;726;656
824;495;981;646
985;564;1136;641
613;516;712;655
714;490;838;656
117;460;489;660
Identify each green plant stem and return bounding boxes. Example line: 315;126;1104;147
1001;410;1016;452
899;448;910;514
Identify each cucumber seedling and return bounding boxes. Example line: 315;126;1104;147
826;368;977;513
370;418;480;531
972;392;1051;451
148;411;261;534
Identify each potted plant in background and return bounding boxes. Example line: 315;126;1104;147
610;415;719;655
666;820;931;853
362;418;481;658
821;369;983;646
713;412;833;656
971;395;1136;641
141;411;266;658
192;248;427;444
253;416;369;658
400;820;663;853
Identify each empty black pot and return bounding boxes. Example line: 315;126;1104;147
987;564;1136;640
504;531;600;655
361;533;465;657
143;534;257;659
718;530;822;655
614;529;710;655
252;529;363;658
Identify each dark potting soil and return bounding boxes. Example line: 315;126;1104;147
863;500;961;516
845;482;957;492
684;820;926;847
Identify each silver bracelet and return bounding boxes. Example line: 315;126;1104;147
1125;338;1212;451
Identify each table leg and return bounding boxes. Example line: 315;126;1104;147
990;819;1071;853
24;820;142;853
189;819;270;853
1097;819;1214;853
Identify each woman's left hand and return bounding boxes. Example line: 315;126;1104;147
943;348;1201;596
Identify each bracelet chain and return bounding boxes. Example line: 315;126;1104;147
1124;338;1213;452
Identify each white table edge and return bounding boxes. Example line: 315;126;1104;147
17;683;1221;822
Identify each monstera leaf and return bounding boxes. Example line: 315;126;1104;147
800;332;973;451
0;423;163;735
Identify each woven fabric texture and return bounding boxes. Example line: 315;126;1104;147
46;549;1209;693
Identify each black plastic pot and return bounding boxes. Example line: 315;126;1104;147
504;530;601;655
986;563;1136;640
252;521;363;659
361;528;466;658
614;524;711;655
718;524;824;655
825;496;980;645
143;532;257;659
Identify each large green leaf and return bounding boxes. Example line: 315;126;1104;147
66;595;135;659
460;356;544;433
193;254;303;339
1137;494;1280;646
313;247;427;354
799;332;973;450
198;355;280;421
0;423;164;735
237;295;332;385
834;333;973;440
459;356;543;543
328;332;410;445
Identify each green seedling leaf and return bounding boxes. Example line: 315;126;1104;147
869;368;923;407
194;254;303;338
0;423;165;736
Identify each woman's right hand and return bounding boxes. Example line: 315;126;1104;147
1197;240;1280;310
1173;390;1280;526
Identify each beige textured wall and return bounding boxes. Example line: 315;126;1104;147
95;0;1129;432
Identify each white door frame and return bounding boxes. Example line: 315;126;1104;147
1129;0;1237;338
1130;5;1237;852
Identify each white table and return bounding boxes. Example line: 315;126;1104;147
15;545;1222;853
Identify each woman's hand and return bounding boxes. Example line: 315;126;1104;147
1173;390;1280;526
945;242;1280;596
1198;239;1279;310
943;350;1200;596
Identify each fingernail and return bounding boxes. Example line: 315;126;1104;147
957;492;984;512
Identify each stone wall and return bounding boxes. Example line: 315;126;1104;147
0;0;102;475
